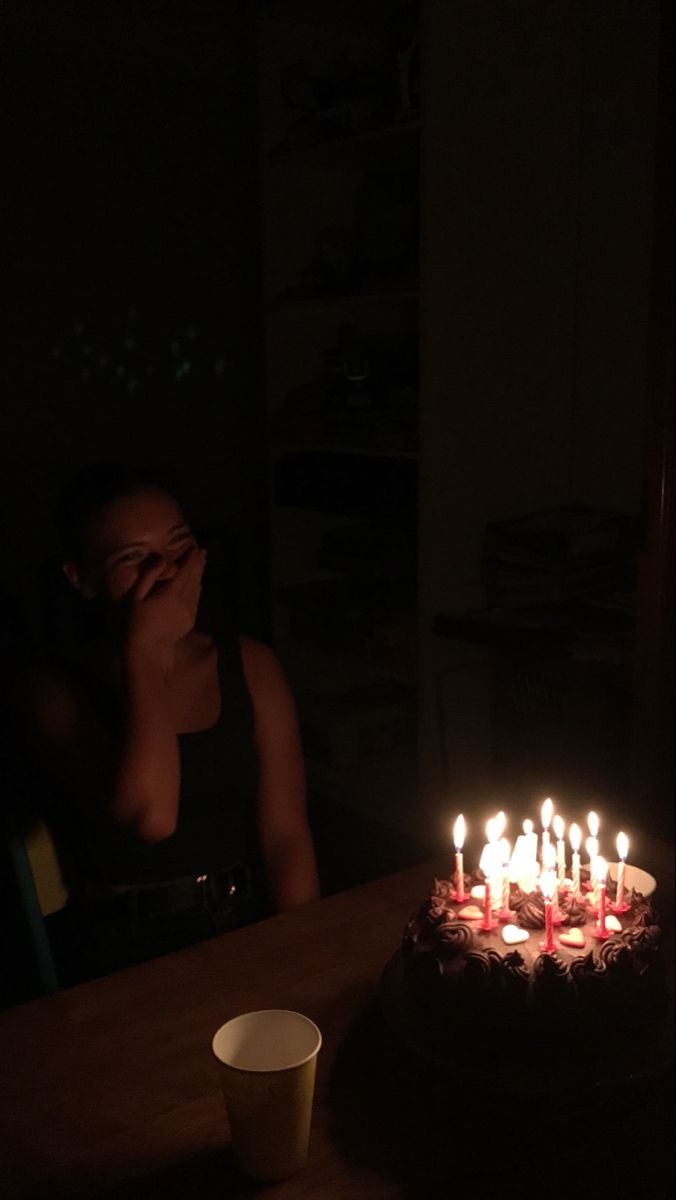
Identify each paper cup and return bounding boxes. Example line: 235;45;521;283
212;1009;322;1182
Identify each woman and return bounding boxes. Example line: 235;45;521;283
22;466;320;984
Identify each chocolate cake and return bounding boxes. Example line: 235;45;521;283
381;868;669;1100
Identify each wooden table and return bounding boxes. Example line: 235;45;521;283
1;838;673;1200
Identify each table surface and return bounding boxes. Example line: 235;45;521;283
1;834;673;1200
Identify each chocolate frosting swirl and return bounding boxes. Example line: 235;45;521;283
431;878;454;902
502;950;530;1001
459;949;503;997
514;891;546;929
533;952;569;985
599;939;636;975
570;949;608;992
435;921;473;959
560;894;587;926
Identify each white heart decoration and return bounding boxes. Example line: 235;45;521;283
502;924;529;946
457;905;484;921
559;927;585;949
471;885;486;900
605;914;622;933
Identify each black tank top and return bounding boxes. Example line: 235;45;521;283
42;631;259;889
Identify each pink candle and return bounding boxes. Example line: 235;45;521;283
540;869;557;952
544;898;556;952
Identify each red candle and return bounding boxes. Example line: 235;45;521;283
543;899;556;952
540;869;557;952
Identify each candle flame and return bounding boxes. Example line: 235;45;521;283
494;810;506;838
523;819;534;835
588;811;599;838
596;856;608;882
586;836;597;860
553;814;564;840
453;814;466;850
499;836;510;865
541;798;553;829
616;831;628;861
486;818;497;843
569;822;581;851
540;870;555;900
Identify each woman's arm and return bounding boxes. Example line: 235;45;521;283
26;549;206;843
241;637;320;911
24;658;179;843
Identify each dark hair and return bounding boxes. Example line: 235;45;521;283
56;463;183;562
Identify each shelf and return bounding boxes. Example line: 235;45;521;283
267;117;420;167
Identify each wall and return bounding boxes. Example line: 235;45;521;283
418;0;661;820
1;4;269;634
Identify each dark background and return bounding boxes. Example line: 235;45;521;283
0;1;672;1006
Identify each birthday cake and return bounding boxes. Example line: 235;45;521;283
381;813;669;1099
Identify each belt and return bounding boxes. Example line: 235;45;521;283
75;864;253;920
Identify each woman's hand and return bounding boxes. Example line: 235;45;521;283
126;547;207;654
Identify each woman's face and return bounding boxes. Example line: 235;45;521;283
67;487;198;603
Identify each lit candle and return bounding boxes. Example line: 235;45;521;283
541;798;553;862
492;814;506;909
593;857;610;939
569;823;582;898
553;814;566;893
480;820;499;930
523;819;538;893
453;814;467;902
540;869;557;953
499;837;512;921
586;811;599;892
543;843;563;925
481;874;498;930
612;832;630;913
586;839;599;907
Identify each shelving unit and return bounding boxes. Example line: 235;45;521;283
257;0;420;837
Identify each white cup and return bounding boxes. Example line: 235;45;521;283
212;1009;322;1182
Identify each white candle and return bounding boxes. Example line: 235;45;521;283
543;843;561;923
569;823;582;898
587;811;599;863
453;814;467;900
491;815;506;908
523;819;538;892
595;857;609;938
499;837;511;915
614;831;629;912
541;798;553;862
553;814;566;892
590;840;600;902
